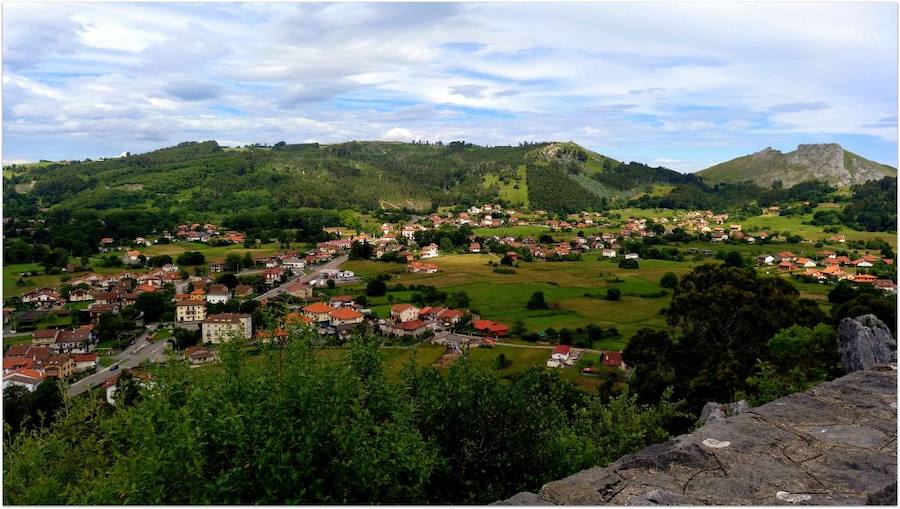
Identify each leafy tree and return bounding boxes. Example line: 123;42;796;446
618;258;639;269
135;292;167;322
525;291;548;310
176;251;206;266
606;288;621;301
828;281;856;304
723;251;744;268
366;280;387;297
659;272;678;289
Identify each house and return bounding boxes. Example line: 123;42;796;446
469;242;481;253
775;252;797;262
281;256;306;273
420;243;439;259
185;346;219;366
209;263;224;273
391;303;420;323
233;285;253;299
796;258;817;268
851;258;874;268
201;313;252;344
73;353;99;373
52;328;96;354
601;249;617;258
285;312;314;327
329;308;364;327
757;254;775;266
2;368;45;392
329;295;355;308
624;253;639;260
852;274;878;285
176;300;207;323
206;284;232;304
472;319;509;337
284;281;314;299
386;320;428;336
68;288;94;302
32;329;61;346
123;250;142;264
22;288;63;308
407;261;439;273
602;351;626;370
262;268;286;285
777;260;797;271
44;355;75;379
552;344;571;361
303;302;338;323
873;279;898;293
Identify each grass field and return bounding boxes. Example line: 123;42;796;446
344;254;697;343
139;241;284;263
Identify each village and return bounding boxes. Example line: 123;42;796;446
3;202;895;399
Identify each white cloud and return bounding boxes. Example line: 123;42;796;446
383;127;418;142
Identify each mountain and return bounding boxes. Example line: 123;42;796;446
697;143;897;188
4;140;697;215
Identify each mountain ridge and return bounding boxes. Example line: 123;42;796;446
697;143;896;187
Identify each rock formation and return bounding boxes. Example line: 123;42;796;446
699;400;750;425
496;365;897;505
838;314;897;372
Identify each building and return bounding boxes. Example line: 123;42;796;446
52;328;97;354
284;281;314;299
281;256;306;273
602;351;626;370
32;329;60;346
2;369;45;392
44;355;76;379
176;300;207;323
329;308;364;327
552;344;571;361
421;243;439;258
206;284;232;304
390;303;420;323
185;346;219;366
73;353;99;373
328;295;355;308
473;319;509;337
233;285;253;299
201;313;252;344
303;302;337;323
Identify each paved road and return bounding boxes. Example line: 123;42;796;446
66;328;169;398
254;255;348;301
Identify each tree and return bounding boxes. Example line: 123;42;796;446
525;291;548;310
225;253;242;272
242;252;254;269
723;251;744;268
135;292;167;322
828;281;856;304
326;279;336;289
176;251;205;265
500;255;515;266
216;273;239;289
606;288;621;301
618;258;639;269
511;320;527;336
660;272;678;289
366;279;387;297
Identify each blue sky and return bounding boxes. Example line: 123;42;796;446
3;2;897;172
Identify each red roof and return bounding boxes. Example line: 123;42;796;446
329;308;363;320
73;353;98;363
394;320;426;331
391;303;415;313
4;358;33;370
553;344;571;355
603;351;624;367
304;302;336;314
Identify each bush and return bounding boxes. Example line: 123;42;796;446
526;291;549;310
660;272;678;289
618;258;639;269
606;288;621;301
366;279;387;297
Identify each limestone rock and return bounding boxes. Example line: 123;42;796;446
837;314;896;372
699;400;750;424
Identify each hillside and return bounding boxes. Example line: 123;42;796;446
698;143;897;187
3;140;695;216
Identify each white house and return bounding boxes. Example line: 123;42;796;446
601;249;617;258
624;253;639;260
2;369;44;392
390;303;420;323
551;344;571;361
206;284;232;304
201;313;253;344
421;244;439;259
282;256;306;273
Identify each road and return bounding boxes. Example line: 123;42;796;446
66;328;169;398
254;254;349;301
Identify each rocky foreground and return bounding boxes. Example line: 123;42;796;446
498;316;897;505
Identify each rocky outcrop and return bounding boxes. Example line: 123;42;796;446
699;400;750;425
838;314;897;372
496;365;897;505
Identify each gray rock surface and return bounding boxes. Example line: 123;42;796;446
699;400;750;424
838;314;896;372
499;365;897;505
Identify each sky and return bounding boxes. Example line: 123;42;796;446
3;1;898;172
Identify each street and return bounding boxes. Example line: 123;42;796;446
66;327;169;398
254;254;348;301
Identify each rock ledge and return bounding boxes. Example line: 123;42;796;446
496;365;897;505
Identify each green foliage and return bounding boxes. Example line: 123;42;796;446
606;288;621;301
4;331;686;505
618;258;639;269
525;291;549;310
365;279;387;297
176;251;205;265
659;272;678;289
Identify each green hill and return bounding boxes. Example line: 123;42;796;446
698;143;896;188
3;140;696;216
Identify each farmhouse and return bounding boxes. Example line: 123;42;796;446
329;308;364;327
2;369;45;392
284;281;314;299
303;302;338;323
206;284;232;304
390;303;420;323
473;319;509;337
552;344;571;361
420;243;439;258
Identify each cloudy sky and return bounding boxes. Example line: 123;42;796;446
3;1;897;171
